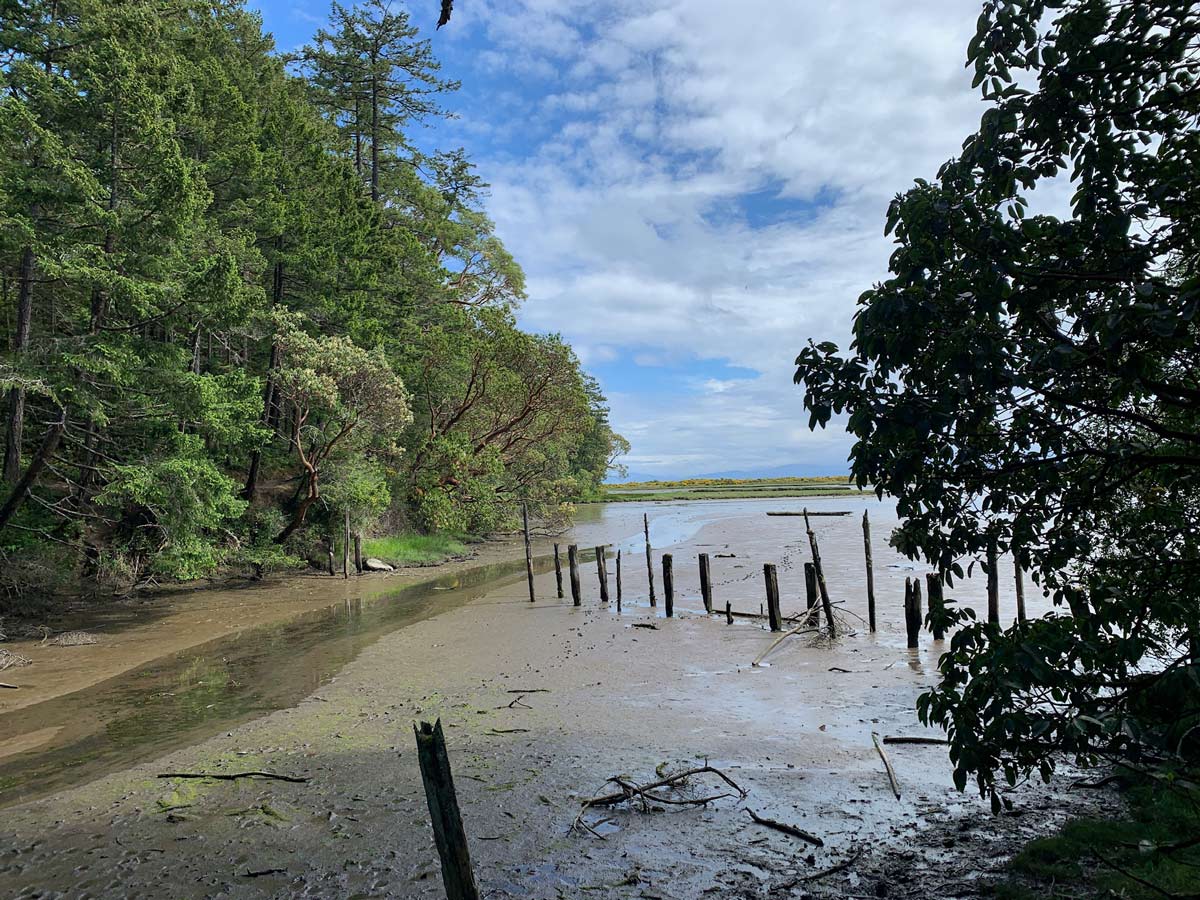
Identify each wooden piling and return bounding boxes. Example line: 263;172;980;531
987;538;999;625
804;562;818;626
354;532;362;575
1014;553;1027;624
699;553;712;613
414;720;480;900
904;578;921;649
568;544;581;606
926;572;945;641
553;544;564;598
644;514;656;607
803;509;836;637
616;549;623;609
764;563;782;632
343;511;350;579
863;510;877;633
522;502;535;603
663;553;674;617
725;600;733;625
595;546;609;603
327;538;335;577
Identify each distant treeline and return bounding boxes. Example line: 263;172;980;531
0;0;625;602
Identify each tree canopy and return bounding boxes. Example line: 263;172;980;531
0;0;625;601
795;0;1200;806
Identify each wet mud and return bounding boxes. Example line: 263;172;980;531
0;496;1088;898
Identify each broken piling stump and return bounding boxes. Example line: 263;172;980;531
553;543;563;598
763;563;782;632
663;553;674;617
699;552;712;613
644;513;656;607
595;546;609;603
568;544;581;606
414;720;480;900
863;510;876;632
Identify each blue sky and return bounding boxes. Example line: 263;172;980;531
248;0;985;480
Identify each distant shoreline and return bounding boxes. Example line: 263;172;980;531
592;475;868;504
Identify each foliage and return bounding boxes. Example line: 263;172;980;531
794;0;1200;804
993;774;1200;899
0;0;625;597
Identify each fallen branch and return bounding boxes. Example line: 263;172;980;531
752;626;821;666
798;847;864;883
157;771;308;784
573;766;747;835
744;808;824;847
882;736;948;746
241;868;286;878
1070;773;1125;790
0;682;18;689
632;623;658;630
871;733;901;800
506;688;550;694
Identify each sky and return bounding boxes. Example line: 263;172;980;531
248;0;987;481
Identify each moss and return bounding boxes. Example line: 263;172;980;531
993;776;1200;899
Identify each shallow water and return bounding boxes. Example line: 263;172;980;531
0;494;1037;809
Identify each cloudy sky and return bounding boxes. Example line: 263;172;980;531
250;0;987;480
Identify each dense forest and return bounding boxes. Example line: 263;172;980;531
0;0;625;605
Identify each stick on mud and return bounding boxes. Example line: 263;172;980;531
553;543;563;598
522;502;535;603
803;509;836;638
595;546;609;603
863;510;876;632
871;732;902;800
644;513;656;607
414;720;480;900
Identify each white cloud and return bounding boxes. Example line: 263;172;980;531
451;0;987;476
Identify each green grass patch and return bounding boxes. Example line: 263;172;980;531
596;476;861;503
992;775;1200;899
360;532;469;566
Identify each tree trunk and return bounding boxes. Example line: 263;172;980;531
370;73;380;202
3;246;34;484
0;411;64;531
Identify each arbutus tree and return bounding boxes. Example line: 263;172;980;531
794;0;1200;809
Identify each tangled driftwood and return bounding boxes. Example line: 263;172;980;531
47;631;98;646
572;766;747;838
0;649;32;670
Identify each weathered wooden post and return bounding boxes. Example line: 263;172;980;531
803;509;836;637
764;563;782;632
644;514;656;607
926;572;945;641
725;600;733;625
354;532;363;575
699;553;712;613
1014;553;1027;624
327;537;335;577
662;553;674;617
616;549;623;610
863;510;877;633
595;546;609;603
987;538;999;625
568;544;581;606
553;544;564;598
804;562;819;626
414;720;480;900
343;510;351;579
903;578;921;649
522;502;535;603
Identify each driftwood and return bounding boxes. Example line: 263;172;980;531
799;847;864;883
574;766;747;835
157;771;309;784
751;626;820;666
882;735;948;746
241;868;286;878
0;682;18;689
0;649;32;670
744;808;824;847
632;622;658;630
871;733;901;799
766;511;850;517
